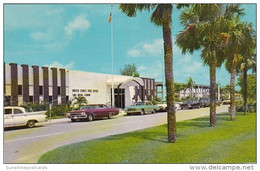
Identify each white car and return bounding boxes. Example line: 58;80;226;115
157;102;182;111
4;106;47;128
157;103;167;111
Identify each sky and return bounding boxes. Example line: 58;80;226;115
3;3;256;89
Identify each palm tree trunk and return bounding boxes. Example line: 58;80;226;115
230;54;237;120
243;59;248;115
210;48;217;127
162;5;176;143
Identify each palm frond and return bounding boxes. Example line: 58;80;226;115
224;4;245;20
119;4;155;17
150;4;164;26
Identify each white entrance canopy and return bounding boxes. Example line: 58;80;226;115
106;76;144;88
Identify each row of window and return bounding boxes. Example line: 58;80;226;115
17;85;64;96
72;89;98;93
4;96;69;103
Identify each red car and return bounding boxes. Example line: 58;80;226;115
66;104;119;122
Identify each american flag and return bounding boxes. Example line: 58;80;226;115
108;12;112;24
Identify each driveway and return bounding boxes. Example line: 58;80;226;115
4;105;228;163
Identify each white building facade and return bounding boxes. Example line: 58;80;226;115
4;63;159;108
179;84;210;99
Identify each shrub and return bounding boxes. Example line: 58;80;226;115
151;99;158;105
46;105;69;117
237;102;256;113
20;102;49;112
230;100;257;113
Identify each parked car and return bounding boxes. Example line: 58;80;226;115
175;102;182;110
4;106;47;128
199;99;210;107
66;104;119;122
157;102;182;111
199;99;221;107
124;101;159;115
157;102;167;112
216;99;222;106
180;100;201;109
223;99;231;105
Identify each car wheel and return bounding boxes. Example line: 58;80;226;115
108;112;114;119
27;120;35;128
71;119;76;122
141;109;145;115
87;114;93;122
152;109;157;114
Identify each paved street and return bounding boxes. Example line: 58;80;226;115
4;105;228;163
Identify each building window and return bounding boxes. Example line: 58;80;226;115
88;89;92;92
72;94;77;97
66;96;69;102
80;89;86;92
39;86;43;95
78;94;83;96
49;96;52;102
58;86;61;95
72;89;79;92
93;90;98;93
29;96;33;102
18;85;22;95
84;94;91;96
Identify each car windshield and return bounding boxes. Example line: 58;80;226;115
81;105;98;109
134;102;145;106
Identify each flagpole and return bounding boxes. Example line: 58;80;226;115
110;5;115;108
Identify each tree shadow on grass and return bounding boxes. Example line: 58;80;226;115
96;113;234;144
101;126;169;144
178;113;232;129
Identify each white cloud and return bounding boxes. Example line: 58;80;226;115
44;61;75;70
64;15;90;36
143;39;163;55
183;61;203;73
30;31;50;41
128;49;142;57
127;38;163;58
138;61;164;82
137;65;147;72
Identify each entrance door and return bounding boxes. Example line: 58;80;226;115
111;88;125;109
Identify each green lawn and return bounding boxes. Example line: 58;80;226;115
38;112;256;164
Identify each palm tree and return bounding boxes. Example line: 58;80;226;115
186;77;195;99
119;4;187;143
66;99;73;110
174;82;185;100
220;5;249;120
176;4;225;127
236;24;255;115
73;96;88;109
